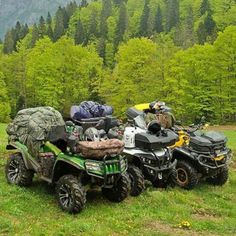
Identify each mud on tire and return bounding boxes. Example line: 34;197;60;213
128;165;145;196
5;153;34;186
206;166;229;186
56;175;86;214
102;173;131;202
176;160;198;190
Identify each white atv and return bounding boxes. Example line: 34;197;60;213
123;108;179;193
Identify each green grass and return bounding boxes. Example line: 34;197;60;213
0;124;236;236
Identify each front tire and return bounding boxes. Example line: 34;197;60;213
102;173;131;202
5;153;34;186
176;160;198;189
56;175;86;214
128;165;145;196
206;166;229;186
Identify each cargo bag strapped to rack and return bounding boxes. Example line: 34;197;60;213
6;106;66;157
76;139;124;159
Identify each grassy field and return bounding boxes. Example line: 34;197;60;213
0;124;235;236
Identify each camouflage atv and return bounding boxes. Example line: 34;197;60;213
5;107;130;214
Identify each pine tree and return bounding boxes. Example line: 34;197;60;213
12;21;22;50
88;11;99;38
30;23;39;47
74;19;85;45
38;16;46;38
204;12;216;35
97;37;106;60
62;7;69;29
100;0;112;38
47;24;54;40
66;1;78;18
46;12;52;25
114;2;127;47
23;24;29;36
200;0;210;16
54;7;65;41
197;22;207;44
154;5;163;33
3;30;14;54
166;0;180;32
15;21;21;40
139;0;150;37
184;6;194;48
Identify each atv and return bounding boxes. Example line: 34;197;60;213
171;119;232;189
123;107;179;193
5;110;130;214
133;102;232;189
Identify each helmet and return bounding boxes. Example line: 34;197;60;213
84;127;100;141
147;120;161;134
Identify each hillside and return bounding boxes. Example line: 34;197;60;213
0;0;81;39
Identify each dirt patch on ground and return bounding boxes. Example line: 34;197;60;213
144;221;219;236
192;213;220;222
192;210;221;222
208;125;236;131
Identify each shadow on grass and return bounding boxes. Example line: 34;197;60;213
25;178;107;204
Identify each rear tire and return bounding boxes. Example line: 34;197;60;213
102;173;131;202
176;160;198;189
206;166;229;186
56;175;86;214
5;153;34;186
128;165;145;196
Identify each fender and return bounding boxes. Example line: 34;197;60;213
6;141;41;172
172;147;196;161
51;154;85;183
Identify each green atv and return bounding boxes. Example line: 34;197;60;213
5;141;130;214
5;107;130;214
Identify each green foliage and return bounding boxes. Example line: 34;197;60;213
0;72;11;122
0;0;235;123
100;38;165;116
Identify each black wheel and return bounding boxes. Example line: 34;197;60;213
128;165;145;196
176;160;198;189
56;175;86;214
206;166;229;186
5;153;34;186
152;169;178;188
102;173;131;202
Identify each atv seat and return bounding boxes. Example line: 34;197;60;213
75;139;124;160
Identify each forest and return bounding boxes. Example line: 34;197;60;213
0;0;235;124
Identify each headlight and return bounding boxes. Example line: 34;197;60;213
85;162;101;171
